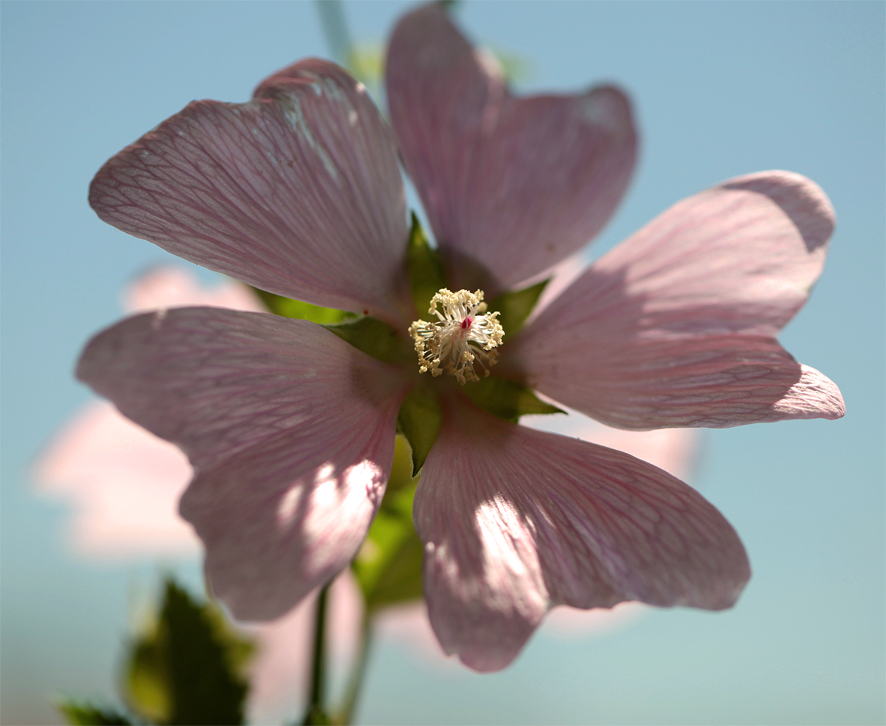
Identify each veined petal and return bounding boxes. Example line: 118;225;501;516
522;407;698;483
415;397;749;672
386;5;636;294
510;171;844;429
90;60;411;327
77;308;407;618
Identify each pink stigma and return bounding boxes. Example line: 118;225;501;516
461;317;473;330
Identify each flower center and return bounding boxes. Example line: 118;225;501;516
408;289;504;385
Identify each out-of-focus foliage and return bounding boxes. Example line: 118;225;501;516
352;436;424;613
58;580;254;726
252;289;355;325
125;580;253;725
58;702;134;725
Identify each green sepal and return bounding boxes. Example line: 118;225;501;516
57;702;134;726
407;212;446;321
252;288;355;325
462;375;564;422
124;579;253;726
488;279;549;337
323;316;408;364
397;384;441;476
351;436;425;614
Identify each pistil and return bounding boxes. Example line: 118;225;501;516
408;289;504;385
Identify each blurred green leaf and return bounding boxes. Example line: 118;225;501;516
124;579;254;726
127;633;170;723
352;437;425;613
488;279;548;338
252;288;355;325
397;384;441;476
302;704;333;726
407;213;446;322
490;47;534;85
58;702;133;725
462;375;564;422
344;42;383;86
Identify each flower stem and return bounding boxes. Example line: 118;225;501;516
301;583;330;725
314;0;353;67
338;614;374;725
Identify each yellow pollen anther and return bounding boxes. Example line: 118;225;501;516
408;289;504;385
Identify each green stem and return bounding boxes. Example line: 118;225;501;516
301;583;330;725
338;614;374;725
314;0;353;66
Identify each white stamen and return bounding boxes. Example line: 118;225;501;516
408;289;504;385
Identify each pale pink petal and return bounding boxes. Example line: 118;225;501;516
544;600;647;638
509;171;844;429
385;5;636;294
526;253;589;323
415;398;749;672
523;408;699;484
35;401;198;558
524;408;697;636
90;60;411;327
124;266;263;314
374;602;453;666
78;309;407;619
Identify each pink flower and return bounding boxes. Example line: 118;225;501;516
40;269;696;686
77;5;842;672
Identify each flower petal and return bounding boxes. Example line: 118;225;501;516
415;397;749;672
385;5;637;294
77;308;407;618
90;60;411;326
509;171;844;429
522;407;699;483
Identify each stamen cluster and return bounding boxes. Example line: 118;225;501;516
408;289;505;385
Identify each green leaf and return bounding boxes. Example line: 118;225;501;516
461;375;564;422
489;46;535;85
406;213;446;321
488;279;549;338
323;316;409;363
351;436;425;613
301;704;332;725
397;384;441;476
127;634;170;723
344;42;383;86
58;702;133;725
124;579;254;726
252;288;355;325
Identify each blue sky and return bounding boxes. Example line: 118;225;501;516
2;2;884;724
